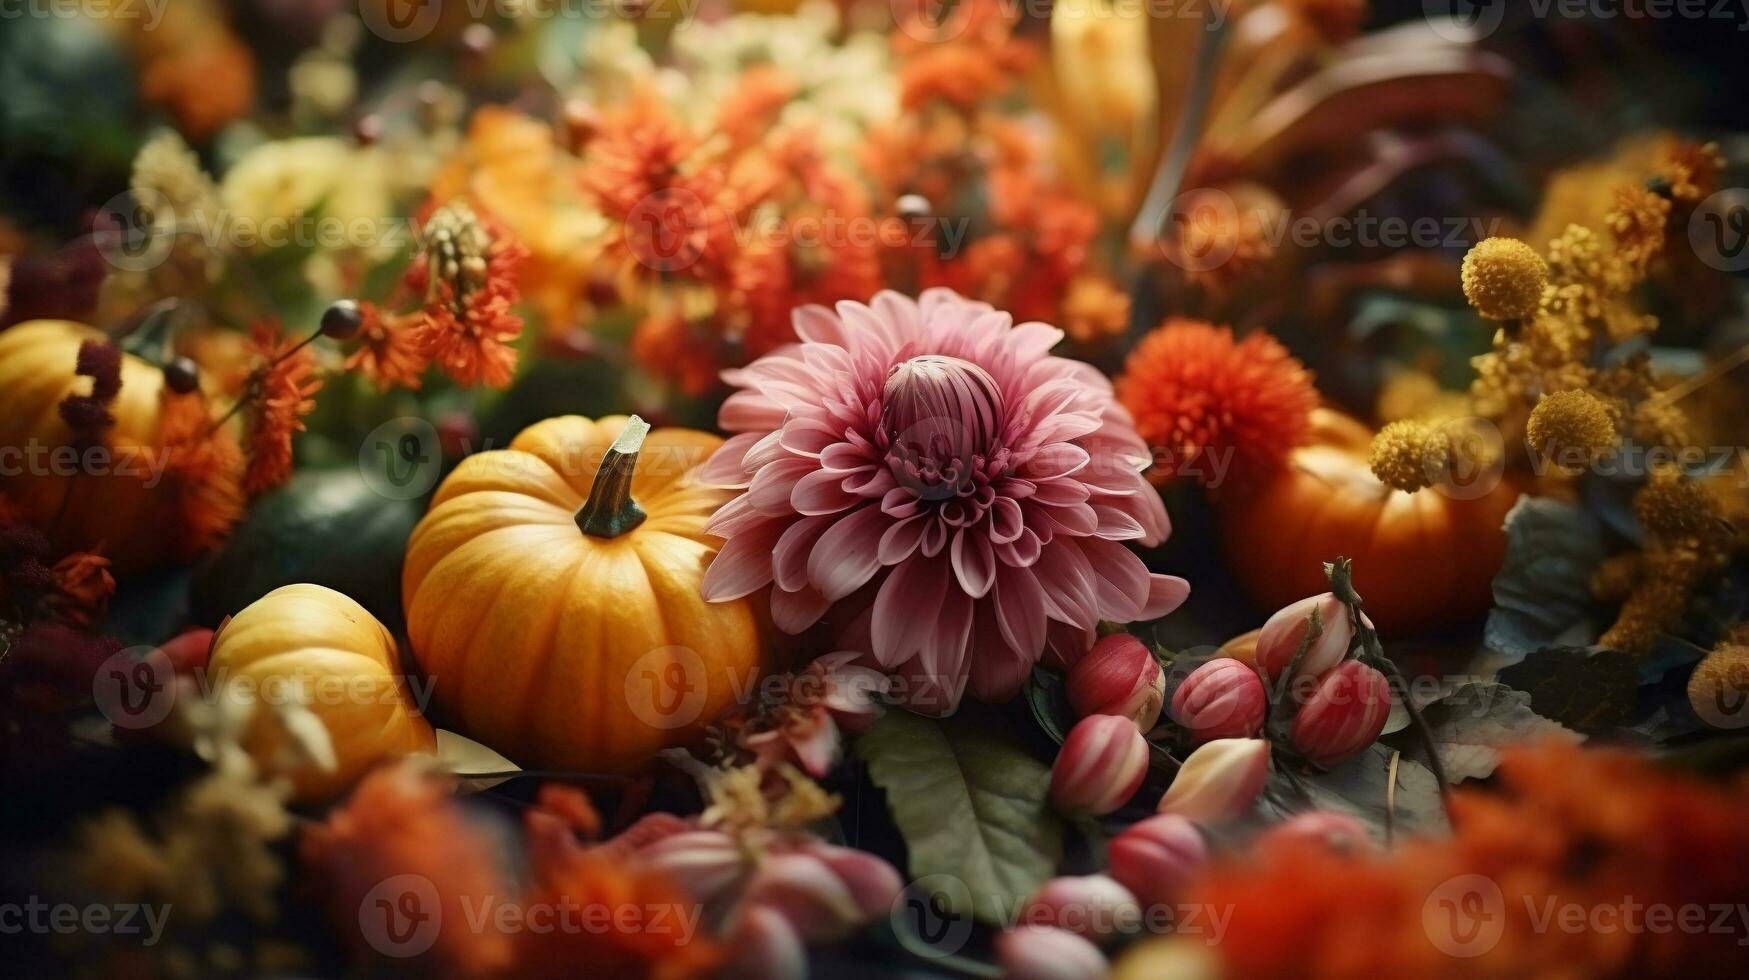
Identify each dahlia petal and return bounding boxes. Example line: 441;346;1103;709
808;505;889;600
792;467;859;516
1042;619;1097;671
914;588;974;710
880;486;921;519
775;516;836;591
1091;504;1147;541
992;564;1048;660
702;519;786;600
820;441;873;473
994;527;1042;567
1023;443;1091;480
748;457;816;514
967;603;1033;702
870;291;922;343
792;304;847;346
1140;574;1191;619
780;422;840;458
772;585;833;634
700;432;762;487
949;527;996;599
721;390;786;432
989;496;1024;544
705;493;770;538
919;518;948;557
878;514;927;565
1007;321;1066;364
1035;539;1100;629
871;556;949;668
1078;537;1153;622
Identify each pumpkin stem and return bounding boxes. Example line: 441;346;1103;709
576;416;651;538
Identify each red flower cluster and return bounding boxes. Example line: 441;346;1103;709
241;322;321;496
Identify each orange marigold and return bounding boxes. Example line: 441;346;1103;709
241;322;321;496
158;390;244;559
407;200;528;389
583;97;742;284
516;847;721;980
1115;320;1318;487
301;765;514;978
344;301;427;391
1160;742;1749;980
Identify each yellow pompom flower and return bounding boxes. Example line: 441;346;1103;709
1525;389;1616;471
1634;465;1713;537
1462;237;1549;320
1369;420;1449;492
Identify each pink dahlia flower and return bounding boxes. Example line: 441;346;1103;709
700;289;1188;711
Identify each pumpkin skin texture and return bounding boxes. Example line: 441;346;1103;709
0;320;180;574
1215;409;1521;635
402;415;763;773
208;584;436;801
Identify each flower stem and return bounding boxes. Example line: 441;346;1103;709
576;416;650;538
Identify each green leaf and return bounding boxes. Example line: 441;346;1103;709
1262;743;1447;839
1023;666;1073;746
857;711;1064;924
1415;682;1582;783
1496;646;1639;735
1485;498;1606;659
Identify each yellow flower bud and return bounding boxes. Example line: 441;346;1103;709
1461;237;1548;320
1525;390;1615;472
1368;420;1449;492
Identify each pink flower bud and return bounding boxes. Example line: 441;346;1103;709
1255;593;1365;681
1022;875;1141;944
1106;814;1207;909
1289;660;1392;767
1253;811;1375;857
741;843;904;941
723;905;807;980
1157;738;1271;822
1050;715;1150;816
636;830;750;907
1068;634;1165;730
1169;658;1265;742
995;925;1109;980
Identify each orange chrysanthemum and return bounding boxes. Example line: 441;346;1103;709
344;301;427;391
301;765;514;977
516;849;722;980
893;0;1034;110
406;201;528;389
157;390;244;559
583;96;742;283
241;322;321;496
631;313;722;398
1115;320;1318;486
1170;742;1749;979
715;66;798;154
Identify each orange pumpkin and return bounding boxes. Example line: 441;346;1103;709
402;415;764;773
1215;409;1521;634
208;583;436;800
0;320;185;573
